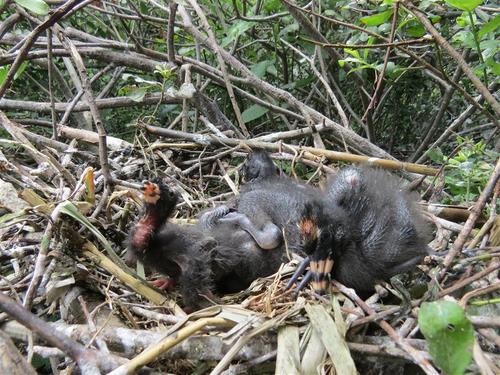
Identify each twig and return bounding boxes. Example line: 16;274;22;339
56;30;113;188
440;159;500;277
0;292;105;374
183;0;249;137
362;1;399;122
82;241;186;317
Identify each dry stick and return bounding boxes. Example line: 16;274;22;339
333;281;439;375
47;28;58;140
186;0;249;138
440;159;500;278
143;123;439;176
0;93;182;112
403;2;500;116
350;262;500;328
0;12;21;40
0;0;84;99
304;36;433;49
108;317;229;375
22;205;62;310
409;51;467;162
167;2;178;63
362;1;399;121
58;64;115;131
280;38;349;128
0;293;103;375
417;81;498;164
56;30;113;188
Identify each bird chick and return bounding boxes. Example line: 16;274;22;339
289;166;431;295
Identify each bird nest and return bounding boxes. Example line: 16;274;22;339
0;121;499;375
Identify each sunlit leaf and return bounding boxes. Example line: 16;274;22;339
419;300;474;375
14;0;49;15
444;0;482;12
84;167;95;204
360;10;393;26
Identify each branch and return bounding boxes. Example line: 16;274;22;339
402;2;500;116
0;0;85;99
0;93;182;113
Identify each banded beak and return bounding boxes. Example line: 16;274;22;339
309;257;334;294
286;256;334;294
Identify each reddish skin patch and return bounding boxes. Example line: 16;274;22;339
131;214;157;250
299;217;318;240
152;278;176;291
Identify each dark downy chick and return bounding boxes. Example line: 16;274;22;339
290;166;430;295
125;181;216;309
126;180;293;309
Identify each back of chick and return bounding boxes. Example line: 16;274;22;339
325;166;430;292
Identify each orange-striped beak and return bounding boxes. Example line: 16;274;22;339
309;257;334;293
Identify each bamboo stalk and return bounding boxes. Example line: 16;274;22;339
144;124;439;176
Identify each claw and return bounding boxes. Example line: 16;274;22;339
286;257;310;290
295;270;313;294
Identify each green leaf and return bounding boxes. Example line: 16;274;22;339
0;66;9;85
13;0;49;15
401;18;426;37
426;147;444;163
478;15;500;39
360;10;393;26
486;57;500;76
125;86;148;102
221;20;256;47
242;104;269;123
344;48;361;60
419;300;474;375
251;60;273;78
444;0;482;12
